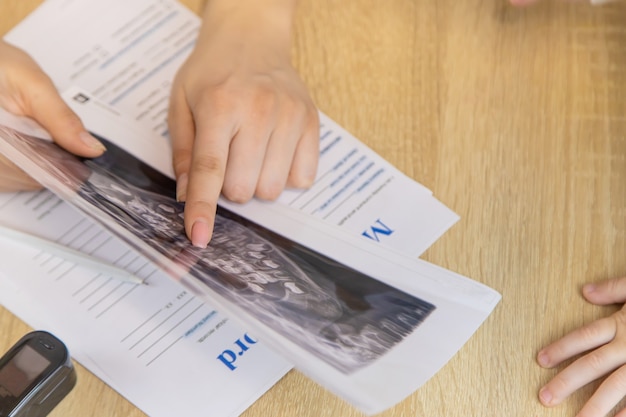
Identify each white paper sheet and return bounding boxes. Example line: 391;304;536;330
0;190;290;417
0;55;465;417
0;0;500;415
0;109;500;414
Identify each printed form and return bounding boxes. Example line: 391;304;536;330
0;189;290;417
0;102;458;416
0;0;462;415
0;108;500;415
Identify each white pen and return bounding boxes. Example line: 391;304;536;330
0;224;146;285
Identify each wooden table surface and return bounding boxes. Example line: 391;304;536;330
1;0;625;416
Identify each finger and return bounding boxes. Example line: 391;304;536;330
168;87;195;202
578;365;626;417
221;110;275;203
538;315;617;368
539;342;626;407
286;107;319;189
253;131;297;201
22;77;105;157
183;107;234;248
583;277;626;306
253;105;305;200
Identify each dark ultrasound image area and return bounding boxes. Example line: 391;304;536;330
3;129;437;374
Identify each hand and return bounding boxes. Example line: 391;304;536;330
167;0;319;248
0;40;105;192
537;276;626;417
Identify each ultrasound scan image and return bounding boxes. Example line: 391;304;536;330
0;127;437;373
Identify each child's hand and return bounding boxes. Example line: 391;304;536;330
168;0;319;248
537;276;626;417
0;40;105;192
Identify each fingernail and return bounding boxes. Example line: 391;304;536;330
176;173;188;202
305;168;317;186
79;131;106;152
191;219;210;248
583;283;596;295
298;165;317;188
537;351;550;367
539;387;553;405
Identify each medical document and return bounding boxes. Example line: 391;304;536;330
0;0;499;415
0;108;500;414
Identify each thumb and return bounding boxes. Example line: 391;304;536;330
23;78;106;157
582;276;626;305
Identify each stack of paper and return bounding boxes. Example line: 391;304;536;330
0;0;501;416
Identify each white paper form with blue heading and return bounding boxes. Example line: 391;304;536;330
0;104;500;416
0;94;460;417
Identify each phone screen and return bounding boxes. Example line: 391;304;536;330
0;345;51;400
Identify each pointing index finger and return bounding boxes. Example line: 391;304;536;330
183;109;235;248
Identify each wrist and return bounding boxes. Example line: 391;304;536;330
200;0;297;47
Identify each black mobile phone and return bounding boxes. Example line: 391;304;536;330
0;331;76;417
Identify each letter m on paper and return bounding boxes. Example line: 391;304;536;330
361;219;394;242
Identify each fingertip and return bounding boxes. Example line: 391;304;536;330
288;133;319;189
254;178;285;201
287;164;316;189
582;283;596;298
183;196;218;247
49;126;106;158
582;277;626;304
538;387;554;406
190;218;212;248
222;181;257;203
23;79;100;157
77;131;107;155
582;281;609;304
537;350;551;368
288;140;318;189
